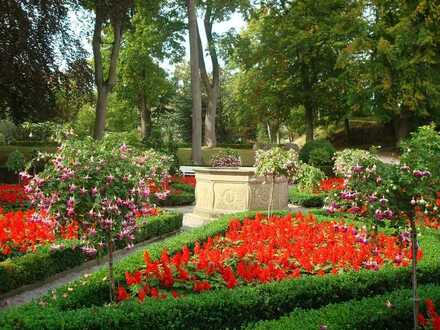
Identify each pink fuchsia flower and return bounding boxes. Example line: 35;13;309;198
106;175;115;183
352;164;364;174
91;187;98;197
379;196;388;206
383;209;393;220
69;184;77;193
375;209;384;221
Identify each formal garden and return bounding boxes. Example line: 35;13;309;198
1;1;440;330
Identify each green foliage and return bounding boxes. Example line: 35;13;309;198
299;139;336;175
25;136;172;259
248;284;440;330
1;212;440;329
0;119;17;145
295;163;326;193
288;187;325;208
210;149;241;168
176;148;256;166
401;124;440;182
0;212;182;294
255;147;298;178
17;121;63;144
333;148;379;177
0;133;5;145
5;150;26;174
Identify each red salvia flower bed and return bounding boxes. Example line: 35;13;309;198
0;209;55;256
118;213;419;302
0;184;28;209
319;178;345;192
0;209;80;257
418;299;440;329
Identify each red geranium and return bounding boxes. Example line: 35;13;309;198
320;178;345;192
120;213;417;302
0;184;29;209
418;299;440;329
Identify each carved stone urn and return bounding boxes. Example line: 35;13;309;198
185;167;288;226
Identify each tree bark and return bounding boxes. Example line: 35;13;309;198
107;233;115;302
197;5;219;147
139;91;151;140
344;118;351;141
305;106;314;143
92;5;125;140
94;87;109;140
395;110;410;147
409;214;419;330
187;0;202;164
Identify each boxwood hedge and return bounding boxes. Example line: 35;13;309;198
0;211;182;295
249;284;440;329
0;211;439;329
288;187;325;207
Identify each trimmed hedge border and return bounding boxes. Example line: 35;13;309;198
249;284;440;329
0;211;182;295
288;186;325;207
1;211;440;329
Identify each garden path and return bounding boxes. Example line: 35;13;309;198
0;204;308;309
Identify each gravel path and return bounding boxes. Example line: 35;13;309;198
0;204;310;309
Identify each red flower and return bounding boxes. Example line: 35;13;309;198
117;285;130;302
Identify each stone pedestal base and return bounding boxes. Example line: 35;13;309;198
186;168;288;223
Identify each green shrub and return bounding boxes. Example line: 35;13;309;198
299;139;335;175
2;211;440;330
0;212;182;295
0;133;5;145
0;119;17;144
401;124;440;181
289;187;325;207
249;284;440;330
333;148;379;177
5;150;25;174
295;163;326;193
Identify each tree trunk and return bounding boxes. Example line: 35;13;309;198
139;91;151;140
205;88;218;147
92;6;125;140
395;110;410;147
305;106;314;143
410;214;419;330
93;87;109;140
187;0;202;164
197;6;219;148
344;118;350;141
107;234;115;302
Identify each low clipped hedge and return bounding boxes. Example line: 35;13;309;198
249;284;440;329
288;187;325;207
1;211;440;329
0;212;182;295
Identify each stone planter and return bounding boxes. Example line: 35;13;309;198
185;167;288;226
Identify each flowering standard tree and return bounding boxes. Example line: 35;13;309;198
255;147;298;215
21;137;171;301
326;126;440;329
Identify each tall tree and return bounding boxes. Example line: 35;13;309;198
368;0;440;144
187;0;202;164
86;0;133;139
0;0;87;123
232;0;364;142
196;0;248;147
117;1;184;140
